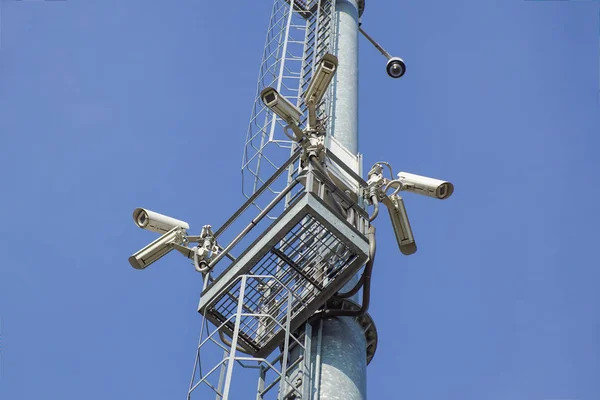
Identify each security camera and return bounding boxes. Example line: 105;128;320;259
397;172;454;200
382;194;416;255
386;57;406;79
304;53;338;106
129;227;187;270
133;208;190;234
260;87;303;126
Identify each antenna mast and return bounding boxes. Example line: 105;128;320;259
127;1;454;399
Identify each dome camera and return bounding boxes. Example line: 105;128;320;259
386;57;406;79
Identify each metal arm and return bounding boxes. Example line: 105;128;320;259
359;26;392;60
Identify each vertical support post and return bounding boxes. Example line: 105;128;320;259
256;365;266;400
312;0;367;399
278;290;294;400
189;306;210;399
311;319;324;399
215;349;229;400
301;323;313;399
222;276;247;399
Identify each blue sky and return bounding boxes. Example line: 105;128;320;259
0;0;599;399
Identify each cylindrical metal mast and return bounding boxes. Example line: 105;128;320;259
330;0;359;154
312;1;367;399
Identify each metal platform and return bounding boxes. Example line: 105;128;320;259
189;140;373;398
198;191;369;358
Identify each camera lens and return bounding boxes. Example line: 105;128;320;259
137;212;148;227
386;58;406;78
438;185;447;198
390;63;403;77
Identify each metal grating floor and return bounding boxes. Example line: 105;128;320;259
198;193;369;357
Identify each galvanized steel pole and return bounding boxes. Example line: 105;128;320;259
330;0;359;154
312;1;367;399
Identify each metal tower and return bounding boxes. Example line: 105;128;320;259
127;1;453;399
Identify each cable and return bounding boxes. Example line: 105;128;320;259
193;246;210;274
218;330;254;355
384;179;403;197
372;161;394;179
368;195;379;222
335;275;364;299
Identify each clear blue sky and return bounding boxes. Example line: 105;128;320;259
1;0;599;399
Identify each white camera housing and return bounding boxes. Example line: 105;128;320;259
261;87;303;126
386;57;406;78
382;194;417;255
397;172;454;200
304;53;338;106
129;227;186;270
133;208;190;234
